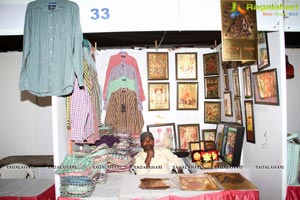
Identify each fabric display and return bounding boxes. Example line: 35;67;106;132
56;144;110;197
66;41;102;144
19;0;83;97
103;52;145;136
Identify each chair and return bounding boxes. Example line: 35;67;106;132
0;163;35;179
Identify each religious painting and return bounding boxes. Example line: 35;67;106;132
203;52;220;76
177;82;198;110
148;82;170;111
147;123;176;149
253;69;279;105
147;52;169;80
204;76;220;99
243;66;253;98
178;124;200;150
204;102;221;124
175;53;198;80
244;100;255;143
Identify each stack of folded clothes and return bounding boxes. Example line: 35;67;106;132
56;144;111;197
106;132;134;173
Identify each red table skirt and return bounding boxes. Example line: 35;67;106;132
286;185;300;200
0;184;55;200
59;189;259;200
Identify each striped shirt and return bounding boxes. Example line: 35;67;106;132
19;0;83;96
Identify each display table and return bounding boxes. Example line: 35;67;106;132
0;179;55;200
286;185;300;200
58;174;259;200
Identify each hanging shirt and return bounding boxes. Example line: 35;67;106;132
103;52;145;102
105;88;144;135
19;0;83;96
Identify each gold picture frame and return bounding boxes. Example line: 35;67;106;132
224;91;233;116
232;69;240;97
234;97;243;125
177;82;198;110
148;82;170;111
147;52;169;80
175;53;198;80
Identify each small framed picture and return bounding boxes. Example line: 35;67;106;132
253;69;280;105
215;123;225;154
224;91;233;116
202;129;217;142
175;53;198;80
244;100;255;143
234;97;243;126
177;124;200;150
177;82;198;110
203;52;220;76
204;101;221;124
257;32;270;71
147;52;169;80
148;82;170;111
243;66;253;98
204;76;220;99
189;141;201;152
232;69;240;97
147;123;176;149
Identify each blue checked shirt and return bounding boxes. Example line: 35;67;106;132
19;0;83;96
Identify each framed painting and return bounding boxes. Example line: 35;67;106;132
243;66;253;98
177;124;200;150
244;100;255;143
148;82;170;111
222;124;245;167
189;141;201;152
215;122;225;154
257;32;270;71
232;69;240;97
204;76;220;99
204;101;221;124
177;82;198;110
147;123;176;149
147;52;169;80
223;67;230;91
224;91;233;116
202;129;217;142
203;52;220;76
234;97;243;126
175;52;198;80
253;69;280;105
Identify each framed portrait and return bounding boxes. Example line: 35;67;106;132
147;52;169;80
148;82;170;111
202;129;217;142
147;123;176;149
234;97;243;126
244;100;255;143
252;69;280;105
232;69;240;97
224;91;233;116
222;124;245;167
204;76;220;99
243;66;253;98
175;53;198;80
177;124;200;150
203;52;220;76
204;101;221;124
257;32;270;71
177;82;198;110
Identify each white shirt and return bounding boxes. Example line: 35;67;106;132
132;147;183;174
